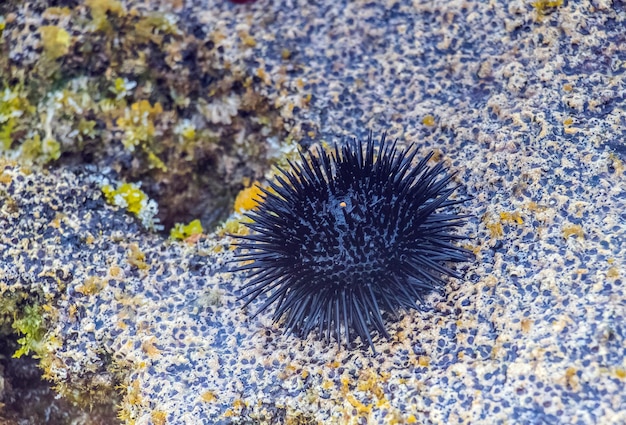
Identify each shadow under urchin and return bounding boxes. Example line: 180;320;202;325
233;132;472;353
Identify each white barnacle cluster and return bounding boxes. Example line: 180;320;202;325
137;197;164;232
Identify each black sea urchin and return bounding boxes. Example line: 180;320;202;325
233;133;471;351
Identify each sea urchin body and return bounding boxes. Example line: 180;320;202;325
233;133;471;351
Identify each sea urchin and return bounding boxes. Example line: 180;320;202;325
233;133;471;351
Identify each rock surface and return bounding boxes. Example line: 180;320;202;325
1;0;625;424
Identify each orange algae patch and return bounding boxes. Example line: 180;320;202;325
422;114;436;126
234;183;264;212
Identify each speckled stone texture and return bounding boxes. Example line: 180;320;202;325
1;0;626;424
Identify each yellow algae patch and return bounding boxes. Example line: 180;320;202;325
102;182;147;215
170;219;203;241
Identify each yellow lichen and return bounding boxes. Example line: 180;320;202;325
134;12;180;44
39;26;71;60
20;134;61;163
0;86;34;151
532;0;564;15
217;217;252;237
145;149;168;172
43;7;72;18
85;0;125;32
116;100;163;152
12;304;47;358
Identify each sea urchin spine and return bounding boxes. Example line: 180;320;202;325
233;133;471;352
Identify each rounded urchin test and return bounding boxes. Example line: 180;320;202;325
233;133;472;352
